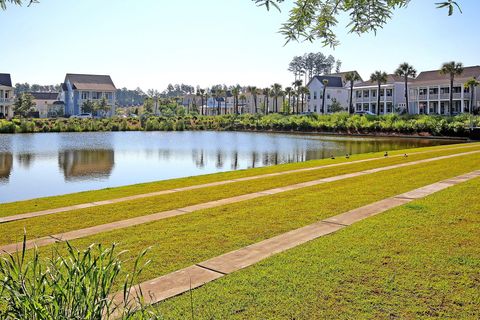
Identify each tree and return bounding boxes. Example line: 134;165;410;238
255;0;462;47
292;80;302;114
262;88;271;114
143;97;154;113
96;97;110;116
440;61;464;116
329;98;343;113
395;63;417;114
321;79;329;114
300;86;310;113
13;93;35;117
247;86;258;113
81;100;95;114
239;93;247;114
271;83;282;113
0;0;37;10
284;86;293;113
232;86;240;114
370;71;388;116
345;72;361;114
464;78;479;114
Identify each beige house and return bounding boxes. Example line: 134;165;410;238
0;74;15;119
29;92;64;118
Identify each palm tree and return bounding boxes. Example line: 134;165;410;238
464;77;479;114
321;79;329;114
263;88;271;114
198;88;206;115
440;61;464;116
370;71;388;115
292;80;303;114
345;72;361;114
395;63;417;114
271;83;283;113
247;86;258;114
239;93;247;114
232;87;240;114
223;90;229;115
214;89;223;115
300;86;310;113
284;87;293;114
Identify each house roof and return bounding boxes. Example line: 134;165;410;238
308;75;344;88
0;73;12;87
64;74;116;91
328;71;364;83
414;65;480;83
28;92;60;100
354;74;407;88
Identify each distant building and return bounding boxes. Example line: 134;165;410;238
353;74;408;114
307;75;347;113
409;65;480;115
29;92;64;118
0;73;15;119
61;74;116;117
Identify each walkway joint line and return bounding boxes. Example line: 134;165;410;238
195;264;228;276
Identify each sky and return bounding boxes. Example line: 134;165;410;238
1;0;479;91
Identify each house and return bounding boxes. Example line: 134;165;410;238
307;75;347;113
61;74;116;117
409;66;480;115
353;74;407;114
0;73;15;119
29;92;64;118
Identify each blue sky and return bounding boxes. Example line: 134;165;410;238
0;0;479;91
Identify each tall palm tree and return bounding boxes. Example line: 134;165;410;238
198;88;206;115
395;63;417;114
271;83;283;113
321;79;329;114
300;86;310;113
284;87;293;114
345;71;361;114
223;90;229;115
247;86;258;114
370;71;388;116
214;89;223;115
464;77;479;114
232;87;240;114
440;61;464;116
263;88;271;114
292;80;303;114
239;93;247;114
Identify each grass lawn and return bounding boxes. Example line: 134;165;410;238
0;145;479;247
0;142;477;217
28;151;480;290
154;177;480;319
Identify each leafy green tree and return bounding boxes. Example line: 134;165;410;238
395;63;417;114
254;0;462;46
95;96;110;116
440;61;464;116
464;78;479;114
13;93;35;118
143;97;154;113
321;79;329;114
81;100;95;114
345;71;361;114
329;98;343;113
370;71;388;116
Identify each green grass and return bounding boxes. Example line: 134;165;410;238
30;151;480;290
154;178;480;319
1;145;479;246
1;142;476;217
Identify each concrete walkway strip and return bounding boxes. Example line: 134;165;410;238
1;144;479;224
113;169;480;309
1;150;479;255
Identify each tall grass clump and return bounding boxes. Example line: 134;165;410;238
0;235;160;319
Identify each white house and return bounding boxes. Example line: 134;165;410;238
29;92;64;118
409;65;480;115
0;73;15;119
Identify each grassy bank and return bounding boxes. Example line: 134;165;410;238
156;176;480;319
1;113;479;137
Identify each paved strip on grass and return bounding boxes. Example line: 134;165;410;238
1;149;478;255
113;169;480;310
1;143;478;224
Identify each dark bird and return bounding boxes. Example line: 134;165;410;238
404;153;408;158
330;155;335;160
346;153;350;159
384;151;389;157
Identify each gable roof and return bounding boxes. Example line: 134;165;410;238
414;65;480;83
64;74;116;91
0;74;12;87
329;71;364;83
28;92;60;100
308;75;344;88
354;74;407;88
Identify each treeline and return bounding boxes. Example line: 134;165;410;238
14;83;62;95
0;113;477;137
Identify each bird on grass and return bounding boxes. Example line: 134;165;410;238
346;153;350;159
384;151;389;158
404;153;408;158
330;155;335;160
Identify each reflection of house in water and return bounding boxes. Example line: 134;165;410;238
0;153;13;181
59;150;114;181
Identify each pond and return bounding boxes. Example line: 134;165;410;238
0;131;463;203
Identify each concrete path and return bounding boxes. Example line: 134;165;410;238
112;169;480;310
1;149;479;255
1;144;478;224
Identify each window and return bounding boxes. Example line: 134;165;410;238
356;91;362;98
371;90;377;98
363;103;369;111
452;87;462;93
429;87;438;95
81;91;89;100
313;91;317;100
363;90;369;98
327;94;331;99
356;103;362;111
419;88;428;95
386;89;393;97
440;87;450;94
386;102;393;113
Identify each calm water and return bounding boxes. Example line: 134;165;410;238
0;131;462;203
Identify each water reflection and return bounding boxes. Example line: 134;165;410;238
0;153;13;182
17;153;35;169
58;150;115;181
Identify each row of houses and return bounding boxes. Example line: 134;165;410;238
0;73;117;119
307;66;480;115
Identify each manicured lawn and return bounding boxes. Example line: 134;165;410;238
0;145;479;246
0;142;477;217
31;152;480;289
155;177;480;319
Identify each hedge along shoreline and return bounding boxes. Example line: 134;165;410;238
0;113;478;137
